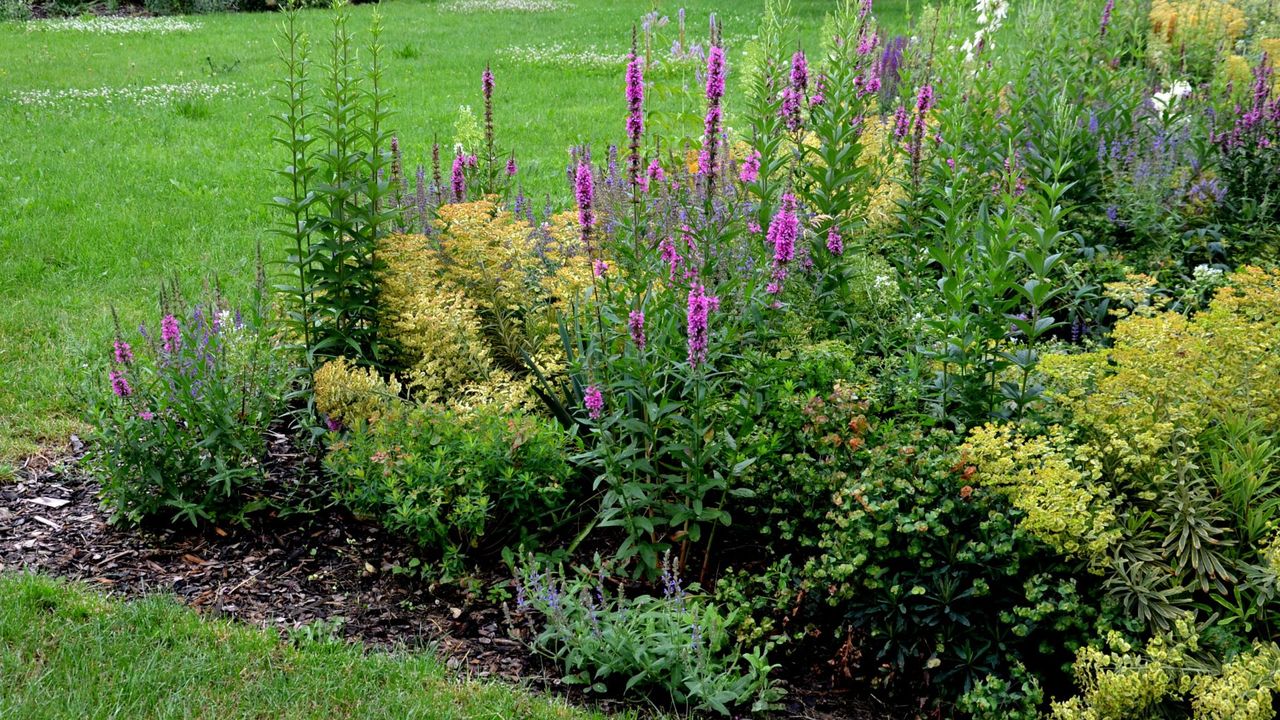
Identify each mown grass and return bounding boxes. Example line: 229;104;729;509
0;0;918;463
0;572;614;719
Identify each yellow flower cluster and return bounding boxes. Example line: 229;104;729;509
1192;644;1280;720
1052;623;1197;720
1150;0;1248;44
313;356;403;427
1055;623;1280;720
964;423;1120;563
377;201;591;413
1041;266;1280;481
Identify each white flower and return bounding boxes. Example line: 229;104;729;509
1151;80;1193;112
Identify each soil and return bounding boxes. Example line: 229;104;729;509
0;436;910;720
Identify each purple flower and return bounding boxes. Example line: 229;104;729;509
482;66;495;100
827;226;844;255
768;193;800;265
593;259;609;277
113;339;133;365
739;150;761;183
326;416;342;432
451;152;466;202
575;161;595;250
702;46;726;189
506;156;518;176
790;50;808;94
893;105;910;139
647;157;665;187
1100;0;1114;37
109;370;132;398
686;283;720;368
139;410;154;421
625;53;646;188
781;87;803;132
160;314;180;354
628;310;646;350
659;235;683;281
584;384;604;420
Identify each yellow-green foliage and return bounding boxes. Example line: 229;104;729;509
1040;266;1280;483
1051;625;1196;720
1054;624;1280;720
1192;644;1280;720
1150;0;1248;44
964;423;1120;563
377;200;590;412
313;357;402;427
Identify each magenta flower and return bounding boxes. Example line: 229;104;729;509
659;235;683;281
647;157;665;187
892;105;910;139
584;384;604;420
506;156;518;176
593;259;609;277
160;314;180;354
628;310;646;350
768;193;800;265
139;410;154;421
451;152;467;202
686;283;720;368
109;370;132;398
113;339;134;365
575;161;595;250
739;150;761;183
702;46;726;189
482;66;495;99
790;50;808;94
826;226;844;255
625;53;645;188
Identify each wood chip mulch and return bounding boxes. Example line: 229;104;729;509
0;437;903;720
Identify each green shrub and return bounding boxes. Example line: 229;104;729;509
515;555;782;716
86;284;291;526
802;424;1095;703
324;403;571;574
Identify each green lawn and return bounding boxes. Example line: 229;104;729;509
0;0;916;464
0;572;613;719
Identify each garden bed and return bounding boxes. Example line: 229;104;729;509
0;445;905;720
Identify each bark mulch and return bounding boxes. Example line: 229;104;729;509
0;437;905;720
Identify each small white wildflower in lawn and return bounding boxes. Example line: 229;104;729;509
497;43;628;70
441;0;568;12
11;81;239;110
27;16;201;34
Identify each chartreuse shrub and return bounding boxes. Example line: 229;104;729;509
87;280;290;526
514;555;782;716
963;267;1280;716
320;382;571;574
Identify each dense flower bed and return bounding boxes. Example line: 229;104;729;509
86;0;1280;716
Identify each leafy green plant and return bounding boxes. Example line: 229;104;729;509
324;402;571;576
272;3;395;371
514;554;782;716
85;277;290;527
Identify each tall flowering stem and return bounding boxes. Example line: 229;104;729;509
686;283;720;368
482;65;497;194
908;84;935;188
702;44;726;196
625;50;645;194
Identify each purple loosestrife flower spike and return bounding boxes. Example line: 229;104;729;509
702;45;726;189
739;150;761;183
506;156;518;176
659;236;683;281
584;385;604;420
451;152;466;202
625;52;646;189
628;310;646;350
1100;0;1114;37
113;339;133;365
575;161;595;251
686;283;720;368
790;50;808;94
109;370;132;398
827;226;844;255
647;157;665;186
593;259;609;277
160;314;180;354
768;193;800;265
482;66;494;100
